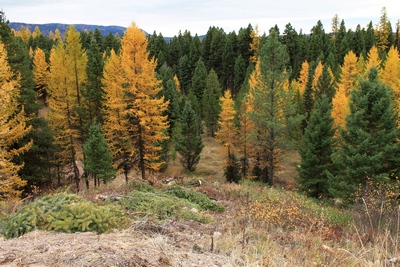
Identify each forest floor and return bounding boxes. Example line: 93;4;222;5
0;136;235;267
1;136;397;266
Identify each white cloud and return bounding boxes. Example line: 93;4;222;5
3;0;400;36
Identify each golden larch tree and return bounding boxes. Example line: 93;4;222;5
13;26;31;43
297;61;309;96
65;25;88;139
47;42;81;190
216;90;238;158
332;50;358;130
380;46;400;91
365;46;382;74
356;53;366;75
49;29;62;42
216;90;240;182
238;94;256;179
380;46;400;124
249;24;260;63
0;42;32;200
375;6;391;52
102;49;132;182
312;61;324;91
173;74;181;94
32;26;42;39
32;47;49;101
104;22;169;180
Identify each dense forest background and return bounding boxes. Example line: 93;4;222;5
0;7;400;204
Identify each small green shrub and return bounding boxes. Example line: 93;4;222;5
129;180;154;192
120;191;185;219
119;190;213;223
163;185;225;212
1;192;126;239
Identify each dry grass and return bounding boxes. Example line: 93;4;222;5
164;134;226;183
212;182;400;266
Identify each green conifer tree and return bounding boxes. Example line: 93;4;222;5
364;22;376;56
329;68;400;202
282;23;300;79
203;69;222;136
174;101;204;171
84;36;104;125
233;54;246;96
247;28;291;186
222;32;237;90
315;65;335;101
162;79;181;132
191;58;208;104
83;122;115;188
297;95;336;198
178;55;191;94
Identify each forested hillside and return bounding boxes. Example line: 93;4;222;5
3;7;400;266
0;7;400;205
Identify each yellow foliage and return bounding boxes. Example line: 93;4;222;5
47;42;80;166
103;23;169;179
356;53;366;75
248;60;264;93
380;46;400;125
297;61;309;96
332;51;358;130
0;42;32;200
249;25;260;63
32;48;48;98
312;61;323;91
32;26;42;38
49;29;63;42
13;26;31;43
365;46;382;73
216;90;238;157
102;49;131;160
380;46;400;92
173;74;181;94
375;7;391;52
65;25;87;109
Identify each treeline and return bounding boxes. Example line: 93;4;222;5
0;8;399;203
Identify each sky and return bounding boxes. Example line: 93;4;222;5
2;0;400;36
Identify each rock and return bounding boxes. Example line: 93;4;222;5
190;208;199;213
213;231;222;239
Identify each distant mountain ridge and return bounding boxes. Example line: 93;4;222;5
9;22;204;42
10;22;128;37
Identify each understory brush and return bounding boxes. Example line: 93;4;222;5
117;182;224;223
1;192;126;239
216;181;400;266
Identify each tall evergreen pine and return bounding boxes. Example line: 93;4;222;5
329;68;400;202
203;69;222;136
174;101;204;171
297;95;336;198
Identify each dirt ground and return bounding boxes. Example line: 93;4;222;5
0;217;233;267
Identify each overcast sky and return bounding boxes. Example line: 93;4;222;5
2;0;400;36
